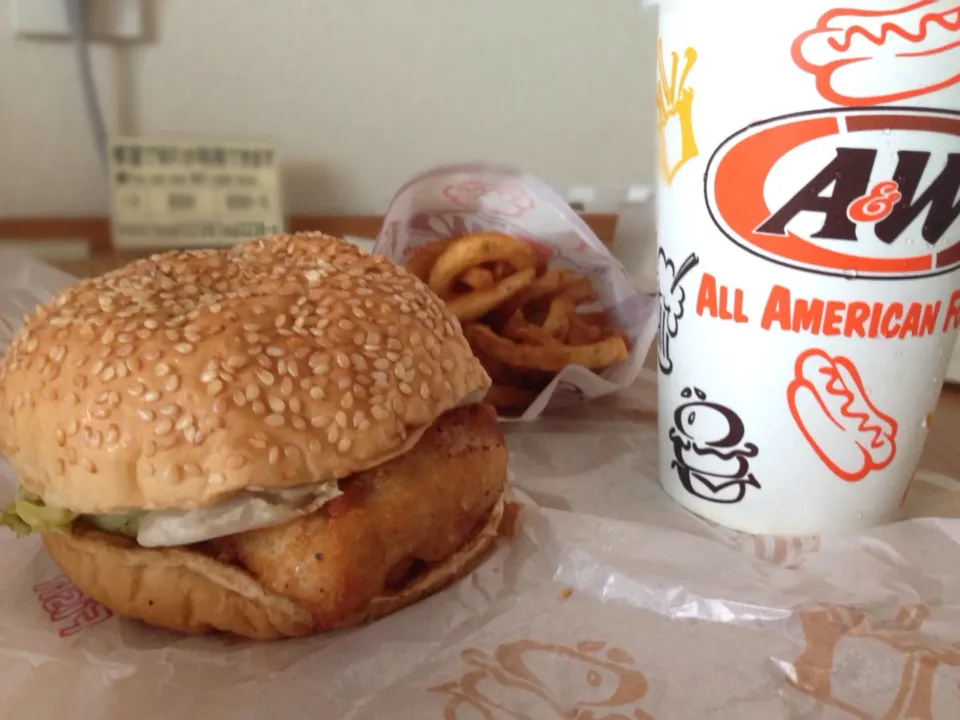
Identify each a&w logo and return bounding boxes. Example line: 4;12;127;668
705;107;960;279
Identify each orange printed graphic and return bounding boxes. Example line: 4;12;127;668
706;109;960;280
792;1;960;106
656;39;699;186
430;638;655;719
847;181;903;223
705;519;823;568
787;348;898;482
759;285;957;340
33;574;114;637
789;603;960;719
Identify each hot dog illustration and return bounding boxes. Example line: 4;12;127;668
792;1;960;106
669;387;760;504
787;348;898;482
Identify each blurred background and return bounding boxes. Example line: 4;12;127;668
0;0;657;265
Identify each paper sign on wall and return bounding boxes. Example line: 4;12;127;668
107;136;285;249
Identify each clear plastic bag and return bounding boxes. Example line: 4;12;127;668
373;163;659;420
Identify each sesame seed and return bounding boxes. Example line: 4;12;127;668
80;458;96;473
209;473;224;485
165;375;181;392
268;396;285;413
155;363;171;377
266;346;284;357
206;379;224;396
55;429;66;446
143;390;159;403
256;368;275;386
337;437;352;453
292;416;306;430
252;401;266;415
268;447;280;465
265;414;285;426
245;384;260;401
175;342;195;355
155;419;173;435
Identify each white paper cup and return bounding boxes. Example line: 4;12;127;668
646;0;960;534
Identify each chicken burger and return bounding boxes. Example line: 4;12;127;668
0;233;509;639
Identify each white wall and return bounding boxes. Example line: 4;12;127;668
0;0;658;218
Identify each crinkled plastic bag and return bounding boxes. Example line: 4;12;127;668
373;163;659;420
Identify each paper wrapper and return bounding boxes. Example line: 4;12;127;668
3;253;960;719
373;163;659;420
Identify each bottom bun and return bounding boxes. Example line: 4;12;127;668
41;492;506;640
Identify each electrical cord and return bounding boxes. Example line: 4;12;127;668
65;0;109;174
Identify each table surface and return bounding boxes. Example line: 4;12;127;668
53;257;960;480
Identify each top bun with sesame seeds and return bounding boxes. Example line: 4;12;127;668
0;233;491;516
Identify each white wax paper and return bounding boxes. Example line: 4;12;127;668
373;163;660;420
2;252;960;719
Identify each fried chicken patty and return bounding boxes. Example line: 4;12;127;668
210;404;507;628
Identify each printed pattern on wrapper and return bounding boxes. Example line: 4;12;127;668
33;574;114;638
429;638;655;720
373;163;659;421
784;601;960;720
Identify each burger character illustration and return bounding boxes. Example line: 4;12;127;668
669;387;760;504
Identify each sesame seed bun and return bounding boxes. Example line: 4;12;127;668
40;491;506;639
0;233;491;514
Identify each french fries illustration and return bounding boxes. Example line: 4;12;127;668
656;39;700;186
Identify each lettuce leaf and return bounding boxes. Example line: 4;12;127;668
0;490;76;537
86;511;144;537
